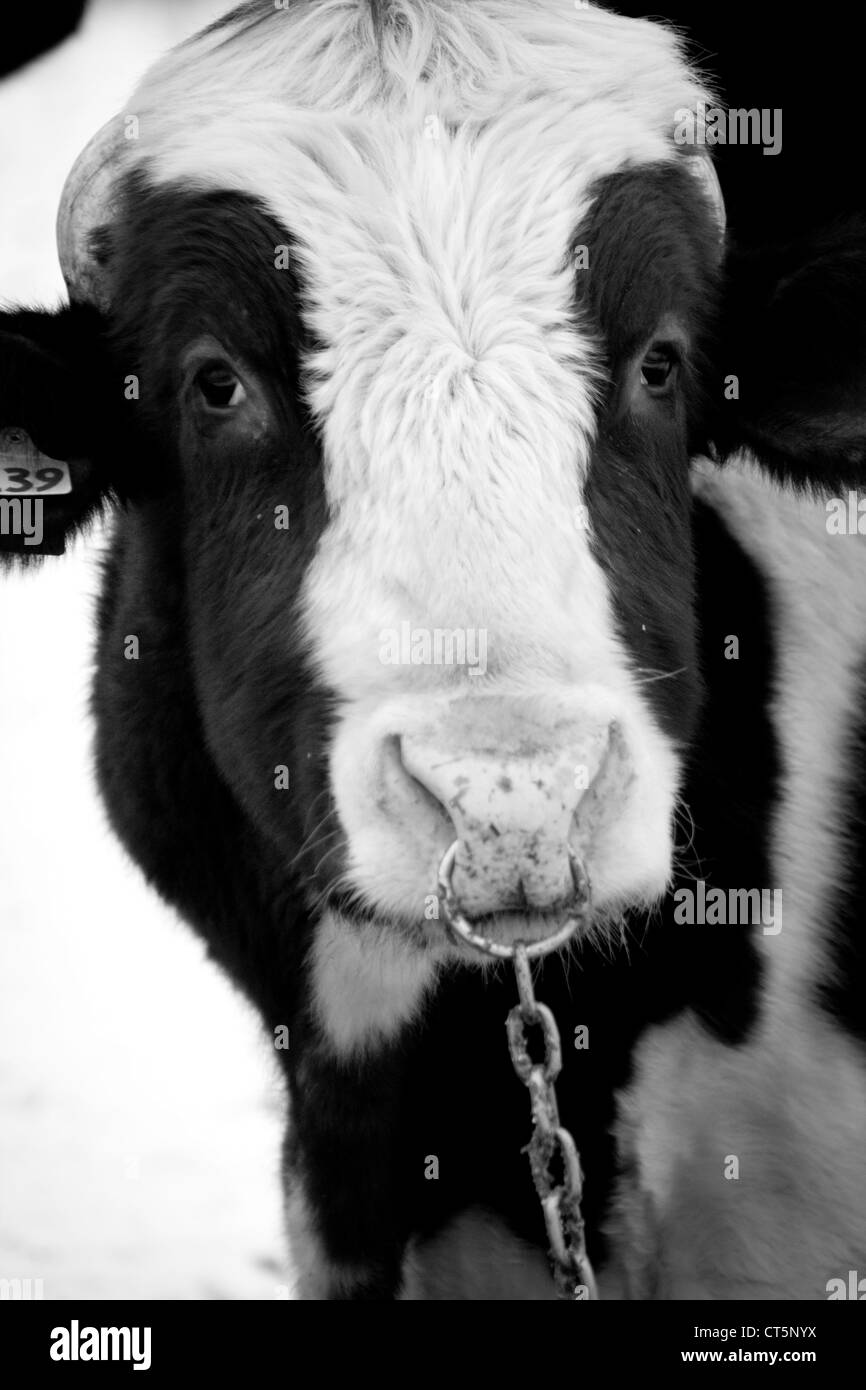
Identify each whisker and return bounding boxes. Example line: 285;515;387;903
289;796;340;873
632;666;688;686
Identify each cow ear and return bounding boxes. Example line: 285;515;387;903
0;303;122;559
710;217;866;490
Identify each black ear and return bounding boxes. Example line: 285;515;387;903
710;217;866;490
0;303;122;558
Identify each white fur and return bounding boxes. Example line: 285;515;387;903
604;457;866;1299
310;907;437;1053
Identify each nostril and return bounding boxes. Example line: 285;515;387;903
570;720;630;844
383;733;456;837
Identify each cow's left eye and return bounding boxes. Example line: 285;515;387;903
640;345;679;394
195;363;246;411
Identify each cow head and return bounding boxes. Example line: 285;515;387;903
3;1;866;977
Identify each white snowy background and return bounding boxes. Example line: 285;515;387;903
0;0;291;1300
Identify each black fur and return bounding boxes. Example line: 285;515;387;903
575;162;722;739
0;304;132;557
711;218;866;490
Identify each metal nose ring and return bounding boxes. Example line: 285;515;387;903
436;840;591;959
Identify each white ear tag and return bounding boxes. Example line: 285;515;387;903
0;427;72;495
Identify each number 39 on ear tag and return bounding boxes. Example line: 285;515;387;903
0;427;72;496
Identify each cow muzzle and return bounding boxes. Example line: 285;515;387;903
388;697;623;923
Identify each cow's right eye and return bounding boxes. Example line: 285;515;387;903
640;344;679;395
195;363;246;411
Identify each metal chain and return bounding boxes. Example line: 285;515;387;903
506;943;597;1300
437;842;598;1301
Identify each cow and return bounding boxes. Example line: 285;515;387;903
2;0;865;1300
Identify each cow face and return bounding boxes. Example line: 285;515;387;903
103;162;716;956
3;1;866;978
96;3;721;956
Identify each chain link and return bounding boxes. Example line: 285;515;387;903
437;842;597;1300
